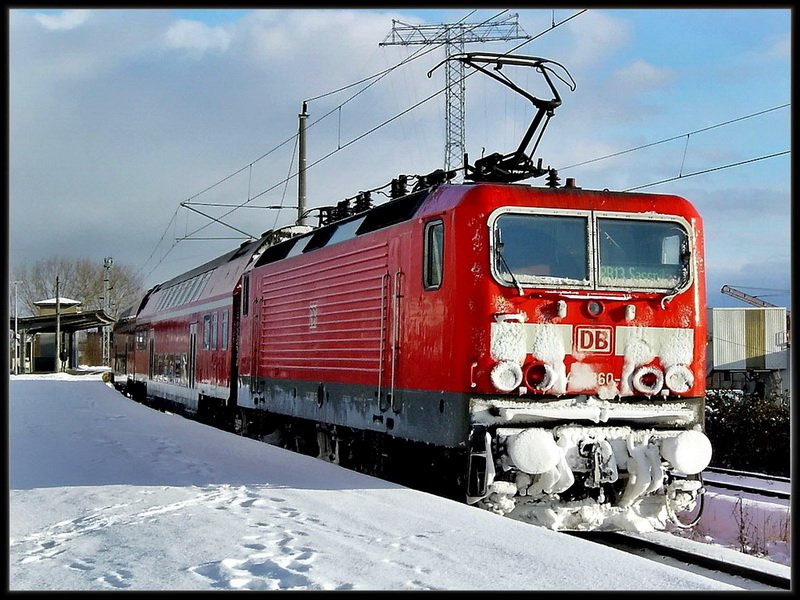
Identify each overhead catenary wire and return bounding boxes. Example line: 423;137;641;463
147;22;460;249
242;10;587;204
135;206;180;282
623;150;790;192
144;9;499;262
183;9;485;208
139;10;581;282
559;103;790;171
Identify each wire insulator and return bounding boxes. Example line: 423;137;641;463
546;168;560;188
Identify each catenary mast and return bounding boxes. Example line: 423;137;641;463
380;13;530;173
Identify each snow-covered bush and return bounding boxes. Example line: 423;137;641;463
704;389;790;476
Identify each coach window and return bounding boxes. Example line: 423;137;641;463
221;310;229;350
177;281;191;306
210;312;218;351
136;329;147;351
423;220;444;290
202;314;211;350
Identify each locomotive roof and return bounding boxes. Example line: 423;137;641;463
253;188;433;269
135;181;699;321
157;182;699;287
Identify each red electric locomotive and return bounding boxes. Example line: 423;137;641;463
113;53;711;531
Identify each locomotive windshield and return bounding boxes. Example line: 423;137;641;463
597;218;689;290
491;210;691;291
494;213;589;283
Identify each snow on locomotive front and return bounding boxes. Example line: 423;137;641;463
445;182;710;532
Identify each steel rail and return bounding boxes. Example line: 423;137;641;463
570;531;791;590
705;466;789;484
703;467;790;500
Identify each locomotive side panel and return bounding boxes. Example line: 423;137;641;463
384;223;472;447
258;240;390;384
245;236;396;435
243;215;472;447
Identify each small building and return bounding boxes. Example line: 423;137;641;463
10;297;115;373
706;307;791;401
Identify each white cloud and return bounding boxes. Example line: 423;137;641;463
763;34;790;60
164;19;232;55
35;9;91;31
609;59;675;93
561;10;631;68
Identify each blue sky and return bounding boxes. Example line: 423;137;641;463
8;8;791;309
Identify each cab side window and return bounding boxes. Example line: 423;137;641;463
423;220;444;290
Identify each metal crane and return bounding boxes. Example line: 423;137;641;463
720;285;777;308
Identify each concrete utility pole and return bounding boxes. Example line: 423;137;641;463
297;102;309;226
103;257;113;366
55;276;61;373
380;13;530;172
12;281;20;374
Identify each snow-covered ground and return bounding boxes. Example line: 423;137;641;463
8;372;788;590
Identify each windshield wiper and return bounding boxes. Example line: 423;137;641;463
661;239;691;308
496;245;525;296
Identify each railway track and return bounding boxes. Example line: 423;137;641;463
703;467;790;500
571;530;792;590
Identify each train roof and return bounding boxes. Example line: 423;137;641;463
134;223;318;321
128;181;699;323
158;238;262;291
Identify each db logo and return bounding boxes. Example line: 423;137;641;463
575;326;613;354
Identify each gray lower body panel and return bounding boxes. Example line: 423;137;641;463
242;376;472;448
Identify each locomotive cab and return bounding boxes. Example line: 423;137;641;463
435;182;710;531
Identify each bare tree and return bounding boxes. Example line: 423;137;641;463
11;257;145;318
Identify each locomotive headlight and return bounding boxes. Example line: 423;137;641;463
632;365;664;395
586;300;604;317
490;360;523;393
665;365;694;393
661;430;712;475
524;363;554;391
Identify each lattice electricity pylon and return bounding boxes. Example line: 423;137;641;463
380;13;530;173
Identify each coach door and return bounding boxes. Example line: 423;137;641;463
229;294;240;406
188;323;197;388
148;329;155;380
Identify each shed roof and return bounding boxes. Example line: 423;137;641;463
12;309;115;335
34;297;82;306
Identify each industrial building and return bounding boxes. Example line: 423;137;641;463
706;306;791;402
